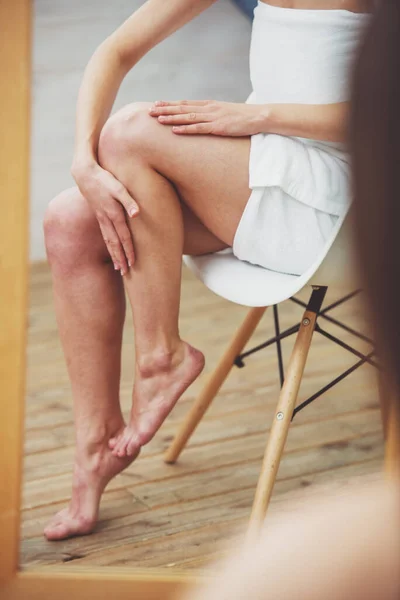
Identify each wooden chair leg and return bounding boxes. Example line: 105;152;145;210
164;306;267;464
247;305;320;539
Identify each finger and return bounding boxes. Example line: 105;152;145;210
98;221;120;270
113;183;139;218
100;217;128;274
152;99;210;107
149;104;210;116
158;112;213;125
172;123;214;135
107;209;134;271
113;215;135;268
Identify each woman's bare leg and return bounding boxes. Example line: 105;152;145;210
42;188;137;540
42;184;230;540
97;102;251;458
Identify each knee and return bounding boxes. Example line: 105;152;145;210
98;102;157;168
44;187;100;271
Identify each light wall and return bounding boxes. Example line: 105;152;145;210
31;0;252;260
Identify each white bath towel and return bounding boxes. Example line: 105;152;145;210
233;1;371;274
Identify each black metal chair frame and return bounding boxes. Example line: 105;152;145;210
234;286;380;420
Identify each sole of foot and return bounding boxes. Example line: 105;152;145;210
109;342;205;458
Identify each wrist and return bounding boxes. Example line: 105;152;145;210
258;104;275;133
71;153;97;180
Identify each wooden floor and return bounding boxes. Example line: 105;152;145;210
21;262;384;570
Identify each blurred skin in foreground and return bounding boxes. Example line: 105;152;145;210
184;478;400;600
182;2;400;599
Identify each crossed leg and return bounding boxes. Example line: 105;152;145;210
98;102;251;458
43;101;251;539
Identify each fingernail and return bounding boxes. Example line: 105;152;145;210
154;100;164;106
129;207;138;217
114;263;119;270
128;260;132;268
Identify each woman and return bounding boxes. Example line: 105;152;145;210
43;0;372;540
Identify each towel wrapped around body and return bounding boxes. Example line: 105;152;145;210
232;1;370;275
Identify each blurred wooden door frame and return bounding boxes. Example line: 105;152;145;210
0;1;398;598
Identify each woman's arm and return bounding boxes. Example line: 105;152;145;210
260;102;349;143
72;0;218;172
149;100;349;143
70;0;217;274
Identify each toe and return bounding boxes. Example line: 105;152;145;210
44;522;70;541
117;432;131;458
108;437;118;449
126;438;139;457
111;434;124;457
114;433;127;458
43;510;67;536
117;444;128;458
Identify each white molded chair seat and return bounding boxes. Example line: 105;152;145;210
184;213;356;307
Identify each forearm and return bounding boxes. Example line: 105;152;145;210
260;102;349;143
72;42;128;169
72;0;218;172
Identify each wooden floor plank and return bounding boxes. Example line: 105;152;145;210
21;458;382;568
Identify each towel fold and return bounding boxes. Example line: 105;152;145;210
247;1;370;217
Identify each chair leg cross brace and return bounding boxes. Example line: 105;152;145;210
235;289;378;418
290;290;374;345
293;351;375;418
273;304;285;388
234;323;300;368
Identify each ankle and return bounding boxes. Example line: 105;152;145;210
75;419;123;455
136;341;185;378
73;447;106;479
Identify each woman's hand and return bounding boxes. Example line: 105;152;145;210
149;100;267;137
72;160;139;274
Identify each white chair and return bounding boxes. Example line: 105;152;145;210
164;214;381;533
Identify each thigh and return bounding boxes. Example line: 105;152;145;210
181;203;229;256
143;114;252;247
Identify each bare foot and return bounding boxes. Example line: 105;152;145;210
44;429;139;541
109;341;205;458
